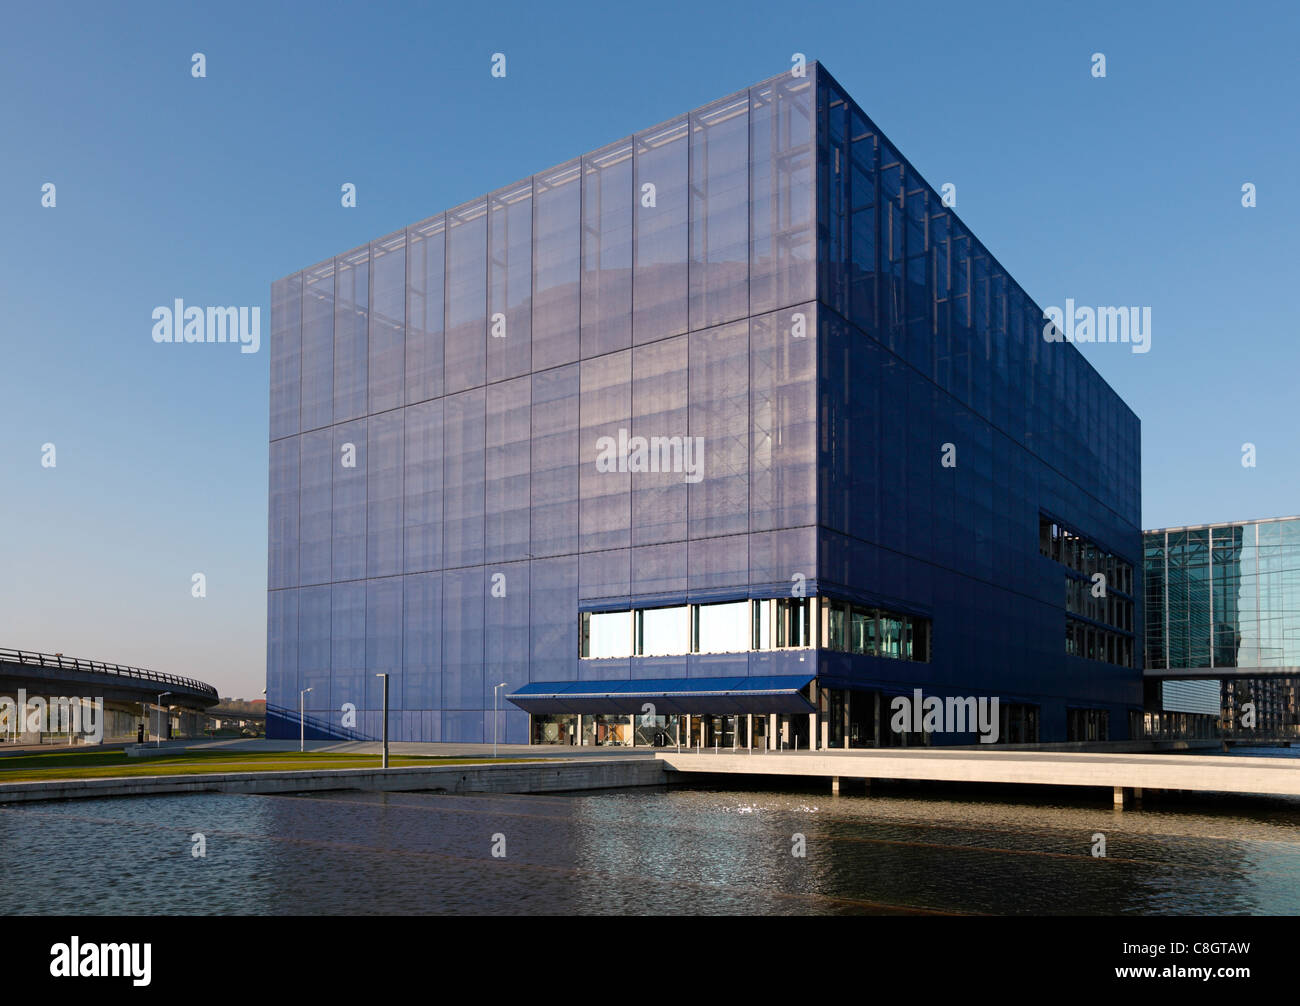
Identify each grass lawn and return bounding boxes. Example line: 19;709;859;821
0;749;537;784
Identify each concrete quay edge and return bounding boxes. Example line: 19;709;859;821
0;756;666;804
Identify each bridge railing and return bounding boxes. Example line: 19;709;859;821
0;647;219;700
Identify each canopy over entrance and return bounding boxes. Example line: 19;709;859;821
507;675;816;715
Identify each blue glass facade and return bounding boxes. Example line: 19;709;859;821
267;64;1142;744
1144;516;1300;738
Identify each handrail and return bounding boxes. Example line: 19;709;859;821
0;647;219;699
264;702;365;742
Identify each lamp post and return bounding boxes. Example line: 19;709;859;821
493;681;508;758
154;692;171;747
375;673;389;769
299;687;313;753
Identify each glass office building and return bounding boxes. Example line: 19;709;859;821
1144;516;1300;739
266;64;1142;745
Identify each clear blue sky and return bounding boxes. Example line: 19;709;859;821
2;0;1296;698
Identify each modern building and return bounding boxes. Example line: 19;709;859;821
1143;516;1300;740
266;63;1143;746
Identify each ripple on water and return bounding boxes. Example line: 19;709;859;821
2;784;1299;915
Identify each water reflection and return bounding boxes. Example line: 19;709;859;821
2;783;1299;915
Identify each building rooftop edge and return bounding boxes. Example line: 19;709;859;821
271;59;1142;428
1143;515;1300;535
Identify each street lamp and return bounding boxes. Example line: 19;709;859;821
375;673;389;769
154;692;171;747
299;687;312;753
493;681;508;758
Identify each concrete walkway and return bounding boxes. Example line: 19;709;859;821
656;747;1300;803
6;739;1299;808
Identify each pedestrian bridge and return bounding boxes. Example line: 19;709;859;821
0;647;218;708
0;647;220;743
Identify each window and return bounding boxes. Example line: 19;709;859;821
696;600;751;653
754;598;772;649
880;615;903;659
637;605;690;656
1066;616;1133;667
775;597;811;647
1046;514;1135;665
999;704;1040;744
581;610;632;659
905;617;927;661
816;597;929;660
850;605;874;655
827;602;846;650
1068;708;1110;742
578;595;924;659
